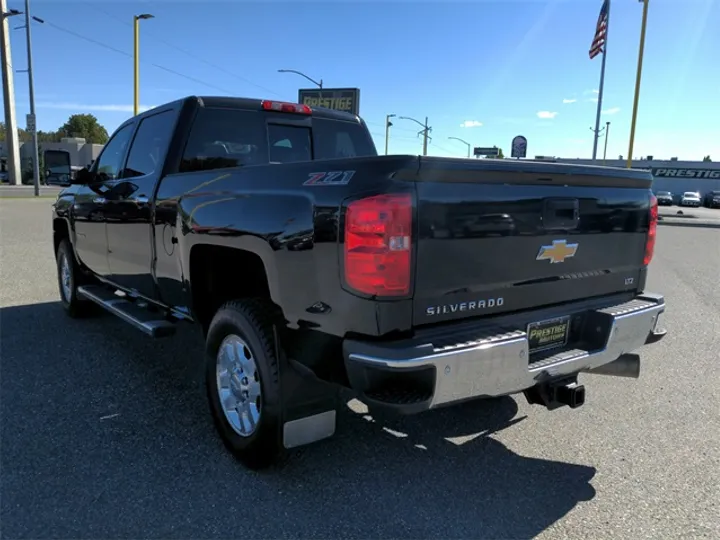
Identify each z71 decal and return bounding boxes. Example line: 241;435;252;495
303;171;356;186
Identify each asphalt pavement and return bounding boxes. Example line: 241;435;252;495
1;198;719;539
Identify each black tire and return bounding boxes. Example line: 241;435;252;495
205;298;286;470
56;238;95;318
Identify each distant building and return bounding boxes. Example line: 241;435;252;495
1;138;103;174
532;157;720;199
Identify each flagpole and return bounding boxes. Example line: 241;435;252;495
627;0;649;168
591;0;610;161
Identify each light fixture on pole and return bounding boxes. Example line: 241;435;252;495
133;13;154;116
448;136;472;158
277;69;323;89
385;114;396;155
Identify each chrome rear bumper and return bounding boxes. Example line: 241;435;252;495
343;293;666;412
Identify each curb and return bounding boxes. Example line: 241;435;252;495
657;218;720;230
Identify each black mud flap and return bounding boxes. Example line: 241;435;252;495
276;329;340;449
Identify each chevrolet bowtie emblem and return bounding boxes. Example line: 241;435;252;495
536;239;579;264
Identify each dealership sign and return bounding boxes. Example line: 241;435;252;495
298;88;360;116
652;168;720;179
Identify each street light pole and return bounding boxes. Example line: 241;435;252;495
602;121;611;163
448;136;471;158
399;116;431;156
21;0;39;195
277;69;323;89
133;14;153;116
385;114;395;155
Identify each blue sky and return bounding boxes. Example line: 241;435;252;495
5;0;719;160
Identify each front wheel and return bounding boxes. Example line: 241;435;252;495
56;238;94;318
205;299;286;470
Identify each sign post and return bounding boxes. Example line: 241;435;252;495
511;135;527;159
298;88;360;116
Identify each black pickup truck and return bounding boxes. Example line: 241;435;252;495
51;96;667;470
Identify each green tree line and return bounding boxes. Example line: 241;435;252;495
0;114;110;145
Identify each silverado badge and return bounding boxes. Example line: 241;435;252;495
536;239;578;264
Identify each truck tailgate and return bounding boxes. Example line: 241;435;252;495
409;157;654;326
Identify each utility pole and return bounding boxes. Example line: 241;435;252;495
20;0;39;195
627;0;650;168
1;1;22;186
133;14;153;116
399;116;431;156
384;114;395;155
422;116;429;156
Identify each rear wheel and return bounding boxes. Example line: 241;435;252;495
205;299;286;470
56;238;94;318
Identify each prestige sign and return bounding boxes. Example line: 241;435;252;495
298;88;360;116
652;168;720;179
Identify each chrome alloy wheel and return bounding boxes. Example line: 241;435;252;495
60;253;73;302
216;334;262;437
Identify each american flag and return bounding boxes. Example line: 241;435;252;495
589;0;610;59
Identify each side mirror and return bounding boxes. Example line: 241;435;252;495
73;167;94;185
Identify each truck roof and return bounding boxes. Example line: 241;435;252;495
139;95;362;124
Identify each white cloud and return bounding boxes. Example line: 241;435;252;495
537;111;558;119
562;98;577;104
584;89;600;95
602;106;621;115
36;102;155;113
460;120;483;128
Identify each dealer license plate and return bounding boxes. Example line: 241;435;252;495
527;316;571;353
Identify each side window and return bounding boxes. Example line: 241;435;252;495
122;110;175;178
180;108;268;173
312;118;376;160
93;123;134;181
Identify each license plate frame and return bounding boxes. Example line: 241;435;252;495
526;315;571;353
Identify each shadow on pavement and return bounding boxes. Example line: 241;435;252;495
1;301;596;540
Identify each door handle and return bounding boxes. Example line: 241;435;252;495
93;197;107;204
135;195;150;205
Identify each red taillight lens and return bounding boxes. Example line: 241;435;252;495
344;193;412;296
644;193;658;266
261;100;311;114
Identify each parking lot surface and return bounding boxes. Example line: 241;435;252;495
1;198;718;539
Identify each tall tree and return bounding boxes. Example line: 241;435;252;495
58;114;109;144
702;155;712;162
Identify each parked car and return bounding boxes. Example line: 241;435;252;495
702;190;720;209
51;95;667;470
654;190;673;206
680;191;701;207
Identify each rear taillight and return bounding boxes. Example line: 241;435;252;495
261;100;311;114
644;193;658;266
344;193;412;296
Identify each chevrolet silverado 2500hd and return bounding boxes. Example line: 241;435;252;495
51;96;667;470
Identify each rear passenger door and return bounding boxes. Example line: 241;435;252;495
105;108;177;299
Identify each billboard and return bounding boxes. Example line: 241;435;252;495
298;88;360;116
474;146;499;157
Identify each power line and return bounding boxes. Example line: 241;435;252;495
81;2;284;98
37;18;235;94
